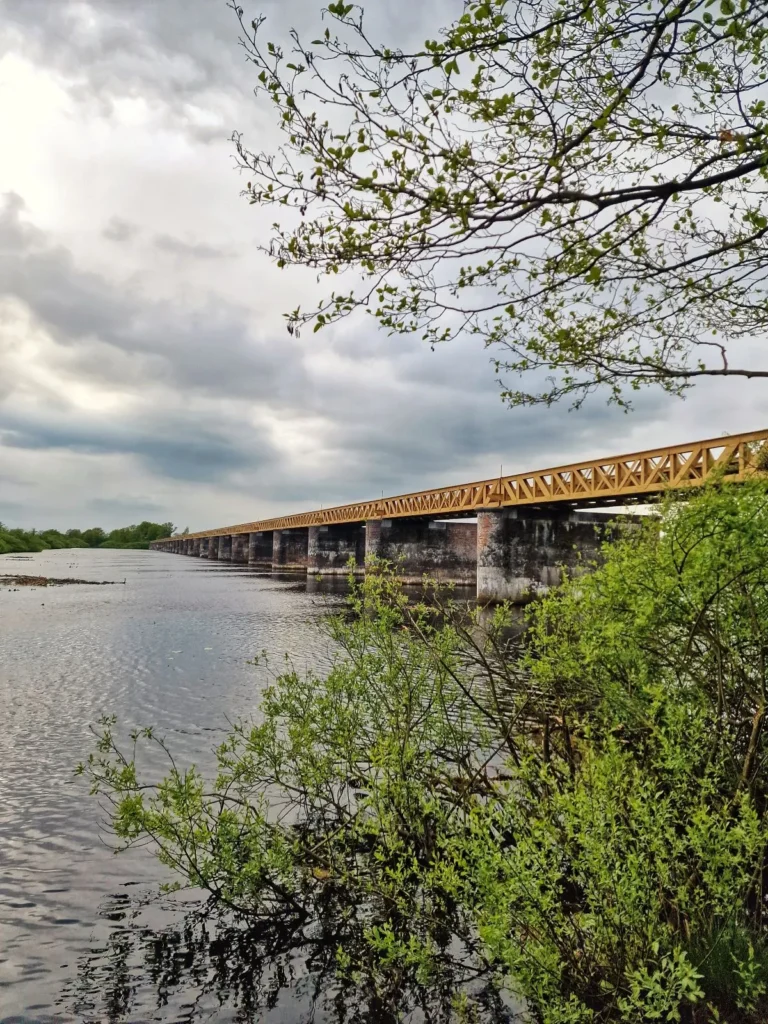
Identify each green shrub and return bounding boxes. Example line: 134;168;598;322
0;532;29;553
81;483;768;1023
0;522;164;554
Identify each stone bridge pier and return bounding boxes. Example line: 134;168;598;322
365;517;477;583
476;508;608;604
308;523;365;574
272;527;309;570
158;508;618;603
231;534;248;563
248;531;274;567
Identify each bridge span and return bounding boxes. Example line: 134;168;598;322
151;428;768;603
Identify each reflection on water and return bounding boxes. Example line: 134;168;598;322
0;549;339;1020
54;887;517;1024
0;549;511;1022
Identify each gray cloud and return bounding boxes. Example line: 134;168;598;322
1;1;243;122
1;0;461;145
87;496;168;517
0;500;26;522
103;217;140;243
0;193;308;403
153;233;232;260
0;405;275;484
0;189;674;522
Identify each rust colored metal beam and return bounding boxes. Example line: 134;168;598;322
156;428;768;542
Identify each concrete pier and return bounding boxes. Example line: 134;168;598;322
308;523;365;574
371;517;477;583
231;534;247;563
157;509;619;602
248;531;273;566
477;508;606;604
272;527;309;570
365;519;382;561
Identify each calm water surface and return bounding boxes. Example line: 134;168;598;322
0;548;358;1023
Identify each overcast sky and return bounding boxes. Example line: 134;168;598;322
0;0;764;532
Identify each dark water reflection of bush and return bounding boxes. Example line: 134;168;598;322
51;891;521;1024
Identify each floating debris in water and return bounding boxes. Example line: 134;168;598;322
0;574;125;588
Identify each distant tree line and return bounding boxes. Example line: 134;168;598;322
0;521;175;555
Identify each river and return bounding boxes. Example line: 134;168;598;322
0;548;370;1023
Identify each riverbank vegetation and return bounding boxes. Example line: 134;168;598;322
82;481;768;1023
0;520;175;555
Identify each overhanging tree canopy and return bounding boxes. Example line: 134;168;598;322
231;0;768;407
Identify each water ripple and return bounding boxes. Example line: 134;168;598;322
0;550;341;1020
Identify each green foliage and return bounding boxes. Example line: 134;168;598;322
81;485;768;1022
81;527;107;548
231;0;768;407
98;521;175;548
529;479;768;788
0;526;88;554
0;520;175;555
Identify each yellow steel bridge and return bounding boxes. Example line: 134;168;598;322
164;428;768;541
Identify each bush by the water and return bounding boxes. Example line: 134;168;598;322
0;527;89;554
0;521;175;555
82;483;768;1023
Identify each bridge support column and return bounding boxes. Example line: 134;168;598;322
365;520;382;561
308;523;365;574
231;534;247;563
477;508;607;604
200;538;209;557
248;531;273;567
219;535;232;561
272;527;309;570
372;517;477;583
208;536;219;560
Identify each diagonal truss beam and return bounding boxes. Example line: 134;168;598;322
161;429;768;541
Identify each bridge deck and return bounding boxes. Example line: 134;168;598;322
164;428;768;541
